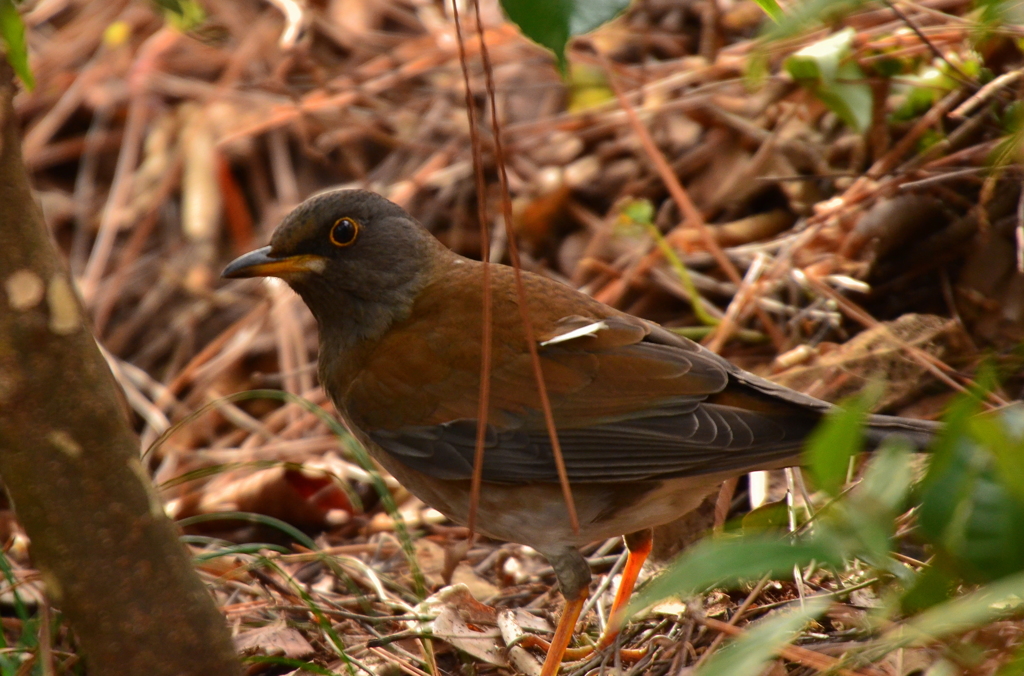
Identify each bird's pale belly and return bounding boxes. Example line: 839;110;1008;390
364;438;736;552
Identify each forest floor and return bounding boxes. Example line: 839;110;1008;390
5;0;1024;673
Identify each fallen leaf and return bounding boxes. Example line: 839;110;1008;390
234;621;315;659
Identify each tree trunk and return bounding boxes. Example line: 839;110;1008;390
0;62;240;675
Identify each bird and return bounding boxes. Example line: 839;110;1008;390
223;189;938;675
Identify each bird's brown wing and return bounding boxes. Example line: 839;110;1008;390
352;270;828;483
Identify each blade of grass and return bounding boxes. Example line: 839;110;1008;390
879;569;1024;647
145;388;427;597
176;511;317;550
696;597;830;676
628;535;844;616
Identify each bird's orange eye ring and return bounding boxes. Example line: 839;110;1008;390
330;217;360;247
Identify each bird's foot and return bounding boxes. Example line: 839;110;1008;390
518;633;647;675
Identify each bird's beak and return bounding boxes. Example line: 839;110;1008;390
222;246;327;279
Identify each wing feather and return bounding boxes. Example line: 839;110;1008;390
347;264;825;484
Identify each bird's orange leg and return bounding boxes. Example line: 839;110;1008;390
537;595;586;676
521;531;653;672
598;528;652;651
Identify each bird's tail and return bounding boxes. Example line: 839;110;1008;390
865;414;941;448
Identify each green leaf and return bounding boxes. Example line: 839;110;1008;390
916;380;987;542
0;0;33;90
784;28;872;131
628;534;843;615
916;383;1024;583
242;656;338;676
891;66;956;121
764;0;866;41
900;564;956;614
151;0;206;31
695;598;830;676
955;466;1024;580
855;436;913;516
870;57;904;79
740;499;791;533
803;393;870;495
786;28;856;81
882;569;1024;646
817;60;873;131
973;405;1024;503
752;0;784;23
837;440;912;566
619;197;655;227
500;0;630;73
974;0;1024;29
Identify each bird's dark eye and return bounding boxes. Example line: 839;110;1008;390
329;217;359;247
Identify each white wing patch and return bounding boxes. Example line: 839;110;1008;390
539;320;609;346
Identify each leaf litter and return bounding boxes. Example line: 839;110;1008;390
3;0;1024;672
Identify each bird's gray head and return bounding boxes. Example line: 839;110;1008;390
223;189;448;346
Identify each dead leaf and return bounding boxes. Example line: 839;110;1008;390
234;621;315;659
177;465;354;531
431;602;507;666
451;562;500;603
415;585;505;666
